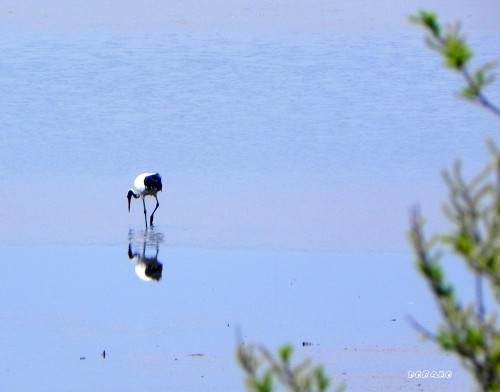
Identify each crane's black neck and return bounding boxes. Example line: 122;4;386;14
127;190;140;199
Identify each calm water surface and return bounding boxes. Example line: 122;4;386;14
1;31;497;390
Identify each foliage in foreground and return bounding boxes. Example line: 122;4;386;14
410;10;500;118
410;10;500;392
236;343;344;392
410;145;500;390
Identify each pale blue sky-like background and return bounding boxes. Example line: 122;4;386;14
0;0;499;33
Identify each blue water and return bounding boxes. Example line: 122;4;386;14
1;31;497;391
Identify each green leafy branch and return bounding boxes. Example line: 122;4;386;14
236;343;343;392
409;144;500;391
410;11;500;118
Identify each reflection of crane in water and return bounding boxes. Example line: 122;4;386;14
128;229;164;282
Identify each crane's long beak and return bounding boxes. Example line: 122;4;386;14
127;191;133;212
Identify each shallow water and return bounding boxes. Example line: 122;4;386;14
1;31;497;390
0;243;471;391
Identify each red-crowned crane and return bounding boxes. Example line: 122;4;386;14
127;172;162;228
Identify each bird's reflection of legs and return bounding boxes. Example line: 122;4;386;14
128;228;164;282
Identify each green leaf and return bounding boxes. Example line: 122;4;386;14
438;331;458;350
419;261;443;283
437;284;454;299
462;85;479;99
249;371;273;392
410;11;441;37
441;233;475;256
260;371;274;392
279;345;293;363
315;367;331;391
454;234;474;256
465;327;483;350
443;35;472;69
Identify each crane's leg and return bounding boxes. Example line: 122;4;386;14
142;198;148;228
150;195;160;227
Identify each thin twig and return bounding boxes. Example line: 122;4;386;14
406;315;438;341
462;68;500;118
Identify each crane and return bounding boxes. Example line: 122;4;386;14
127;172;162;228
